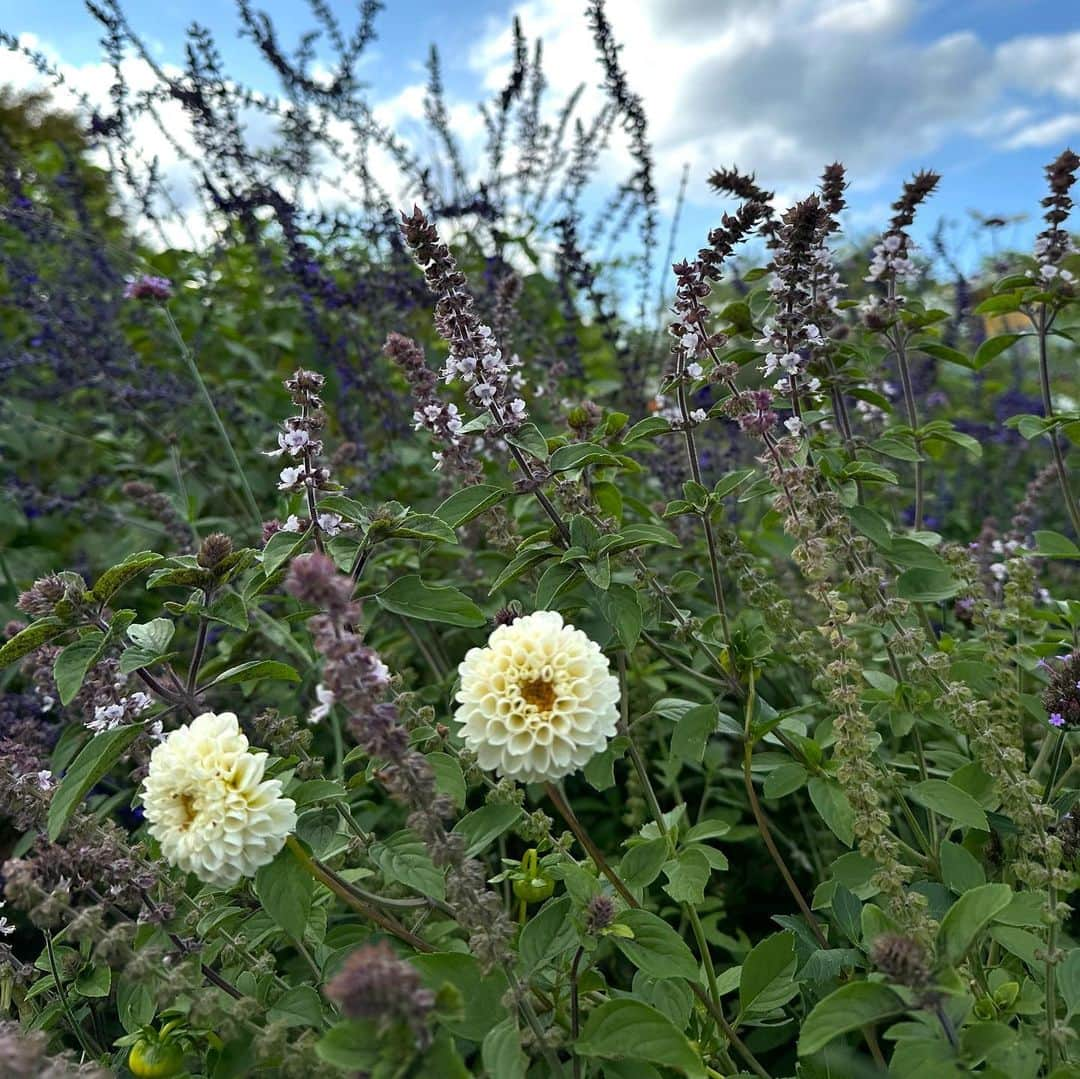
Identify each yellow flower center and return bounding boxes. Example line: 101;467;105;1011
520;676;556;714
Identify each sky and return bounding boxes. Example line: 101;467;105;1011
2;0;1079;273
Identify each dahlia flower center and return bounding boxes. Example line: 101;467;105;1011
175;790;198;829
520;676;557;714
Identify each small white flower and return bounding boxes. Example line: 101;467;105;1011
689;408;708;423
509;398;527;418
90;703;127;734
779;352;801;374
142;712;296;887
784;416;804;436
278;466;304;491
308;684;335;725
989;562;1008;581
281;514;303;534
455;611;619;783
0;902;13;936
474;383;497;405
686;362;703;379
317;512;345;537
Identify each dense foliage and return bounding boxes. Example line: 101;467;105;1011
1;3;1079;1077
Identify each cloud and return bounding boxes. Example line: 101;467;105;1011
469;0;1080;207
1001;113;1080;150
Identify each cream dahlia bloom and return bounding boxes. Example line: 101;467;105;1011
455;611;619;783
141;711;296;887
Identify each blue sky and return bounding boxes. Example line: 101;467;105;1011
2;0;1078;272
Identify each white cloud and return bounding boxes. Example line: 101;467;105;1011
468;0;1080;209
1002;113;1080;150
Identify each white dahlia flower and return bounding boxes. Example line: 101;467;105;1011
454;611;619;783
142;711;296;887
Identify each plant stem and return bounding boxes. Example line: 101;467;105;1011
285;836;434;952
1034;304;1080;536
160;305;262;529
544;782;636;906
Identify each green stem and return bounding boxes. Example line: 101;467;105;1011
161;306;262;529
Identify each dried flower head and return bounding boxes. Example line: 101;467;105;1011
869;932;931;989
455;611;619;783
325;940;435;1046
141;712;296;887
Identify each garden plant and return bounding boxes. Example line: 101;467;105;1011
1;2;1079;1077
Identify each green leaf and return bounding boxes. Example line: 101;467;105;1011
204;660;301;688
488;547;552;594
887;538;948;572
0;617;66;670
375;575;486;627
897;567;961;602
918;342;974;369
937;883;1013;966
973;333;1024;369
74;964;111;998
452;804;522;857
411;953;509;1041
434;485;507;528
89;551;164;603
427;752;467;810
939;841;986;893
549;443;624;472
255;844;314;938
799;982;906;1055
1057;949;1080;1016
47;725;143;841
208;592;248;630
614;909;699;981
481;1017;527;1079
127;618;175;652
53;631;107;706
391;514;458;545
262;527;312;575
909;780;988;831
316;1020;382;1070
596;582;643;650
1032;530;1080;559
662;848;710;905
808;778;855;846
370;830;445;900
670;704;716;765
973;292;1023;316
505;422;549;461
739;930;795;1017
518;896;576;973
576;1000;705;1079
619;837;670;889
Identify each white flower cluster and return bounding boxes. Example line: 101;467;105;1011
443;323;528;423
142;711;296;887
454;611;619;783
280;511;347;537
866;232;919;283
1032;234;1076;282
89;691;154;734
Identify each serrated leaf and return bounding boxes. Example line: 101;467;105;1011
0;618;67;670
505;422;548;461
89;551;164;603
370;830;445;900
